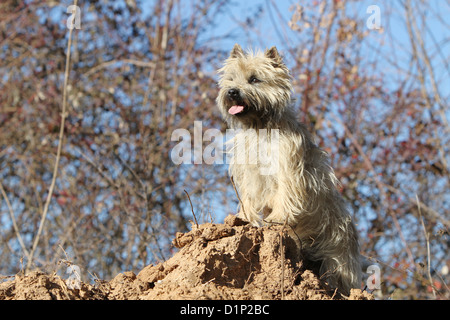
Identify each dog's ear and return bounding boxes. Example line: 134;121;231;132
265;46;283;66
230;43;244;58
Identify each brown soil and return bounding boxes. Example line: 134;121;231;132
0;215;373;300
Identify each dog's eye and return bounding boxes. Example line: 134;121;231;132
249;76;260;84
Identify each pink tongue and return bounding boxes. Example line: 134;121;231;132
228;105;244;115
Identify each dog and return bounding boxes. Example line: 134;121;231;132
216;44;361;295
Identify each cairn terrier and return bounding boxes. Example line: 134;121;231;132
216;44;361;295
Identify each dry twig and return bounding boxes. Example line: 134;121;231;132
0;183;29;260
280;216;289;300
416;194;436;299
184;189;198;228
26;0;78;272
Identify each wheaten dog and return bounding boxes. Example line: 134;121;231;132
216;44;361;295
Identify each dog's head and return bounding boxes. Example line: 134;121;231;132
216;44;293;129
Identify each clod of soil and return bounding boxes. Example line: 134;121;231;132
0;215;373;300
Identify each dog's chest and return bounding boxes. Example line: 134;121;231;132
229;129;283;195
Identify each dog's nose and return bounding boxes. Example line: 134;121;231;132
227;88;239;98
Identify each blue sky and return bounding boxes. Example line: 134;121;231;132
210;0;448;88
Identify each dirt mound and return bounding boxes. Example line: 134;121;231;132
0;215;372;300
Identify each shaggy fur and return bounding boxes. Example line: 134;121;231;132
216;44;362;295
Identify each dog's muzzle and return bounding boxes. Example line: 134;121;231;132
226;88;248;115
